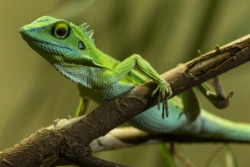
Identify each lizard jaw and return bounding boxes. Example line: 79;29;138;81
20;32;72;55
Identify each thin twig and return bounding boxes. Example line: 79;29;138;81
170;143;196;167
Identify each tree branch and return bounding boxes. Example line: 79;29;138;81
91;125;250;154
0;35;250;166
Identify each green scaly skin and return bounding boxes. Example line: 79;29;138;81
20;16;250;142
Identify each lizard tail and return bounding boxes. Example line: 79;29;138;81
199;110;250;143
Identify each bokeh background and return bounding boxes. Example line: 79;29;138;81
1;0;250;166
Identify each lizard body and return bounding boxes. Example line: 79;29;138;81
20;16;250;142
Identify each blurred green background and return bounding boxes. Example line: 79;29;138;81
1;0;250;166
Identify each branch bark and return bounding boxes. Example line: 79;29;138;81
0;35;250;167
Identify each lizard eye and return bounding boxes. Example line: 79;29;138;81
53;23;70;39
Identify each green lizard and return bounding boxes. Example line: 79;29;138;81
20;16;250;142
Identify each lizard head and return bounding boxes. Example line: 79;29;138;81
19;16;99;66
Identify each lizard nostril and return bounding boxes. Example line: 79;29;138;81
31;28;37;32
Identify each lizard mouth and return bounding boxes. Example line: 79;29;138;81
21;33;73;54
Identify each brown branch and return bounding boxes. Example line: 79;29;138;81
162;34;250;96
0;35;250;167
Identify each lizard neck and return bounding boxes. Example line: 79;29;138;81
87;43;120;69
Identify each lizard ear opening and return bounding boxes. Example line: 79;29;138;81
78;41;85;50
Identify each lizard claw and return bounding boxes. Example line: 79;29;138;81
152;80;172;119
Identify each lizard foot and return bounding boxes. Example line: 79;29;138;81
152;80;172;119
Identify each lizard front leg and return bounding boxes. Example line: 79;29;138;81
75;84;90;116
75;96;90;116
100;54;172;118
